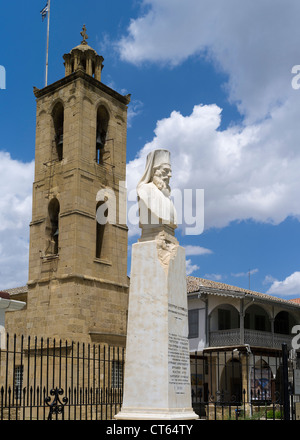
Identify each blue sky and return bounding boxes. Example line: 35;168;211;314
1;0;300;298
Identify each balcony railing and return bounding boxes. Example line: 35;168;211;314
209;328;293;349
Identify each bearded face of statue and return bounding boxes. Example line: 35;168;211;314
152;164;172;197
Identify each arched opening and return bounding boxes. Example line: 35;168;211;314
96;106;109;165
251;359;273;402
274;311;297;335
219;358;243;403
96;201;108;259
275;311;289;335
210;304;240;332
52;102;64;161
45;198;60;255
244;305;271;332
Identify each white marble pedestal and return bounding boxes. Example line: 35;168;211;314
115;231;198;420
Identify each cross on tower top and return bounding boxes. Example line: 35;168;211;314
80;24;88;45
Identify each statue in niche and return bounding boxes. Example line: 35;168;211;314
137;149;177;231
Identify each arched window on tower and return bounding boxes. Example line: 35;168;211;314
96;106;109;165
45;198;60;255
96;201;108;259
52;102;64;161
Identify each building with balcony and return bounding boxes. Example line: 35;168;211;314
187;276;300;351
187;276;300;415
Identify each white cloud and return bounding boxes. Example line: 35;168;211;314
117;0;300;122
186;259;199;276
184;245;212;256
204;273;223;281
183;246;212;278
121;1;300;238
126;99;300;236
0;152;34;289
232;268;259;278
263;274;278;285
266;271;300;297
127;99;143;127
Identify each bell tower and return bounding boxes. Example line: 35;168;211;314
6;27;130;345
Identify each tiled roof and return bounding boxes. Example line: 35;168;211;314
0;291;10;299
1;285;28;297
289;298;300;304
187;276;300;308
2;279;300;309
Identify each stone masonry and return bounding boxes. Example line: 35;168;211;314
5;31;131;346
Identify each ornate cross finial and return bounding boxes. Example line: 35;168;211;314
80;24;88;45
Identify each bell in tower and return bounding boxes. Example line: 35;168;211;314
96;105;109;164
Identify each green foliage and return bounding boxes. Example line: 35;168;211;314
266;409;282;419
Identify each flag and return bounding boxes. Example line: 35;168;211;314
40;3;48;21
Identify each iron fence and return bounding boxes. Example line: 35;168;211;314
0;334;296;420
0;333;124;420
190;345;294;420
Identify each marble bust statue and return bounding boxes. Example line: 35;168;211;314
137;149;177;232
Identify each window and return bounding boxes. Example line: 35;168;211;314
245;312;250;329
255;314;266;331
244;305;270;331
96;201;108;259
274;311;290;335
46;198;60;255
188;309;199;339
96;106;109;164
111;361;123;388
52;102;64;161
218;309;231;330
14;365;23;400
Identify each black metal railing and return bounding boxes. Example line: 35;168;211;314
0;333;124;420
0;334;294;420
190;345;290;420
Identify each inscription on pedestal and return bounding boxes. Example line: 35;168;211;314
168;334;190;394
168;304;190;395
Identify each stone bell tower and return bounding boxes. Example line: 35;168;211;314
6;27;130;345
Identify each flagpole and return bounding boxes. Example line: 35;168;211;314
45;0;51;86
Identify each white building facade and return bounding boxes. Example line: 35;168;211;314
187;277;300;416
